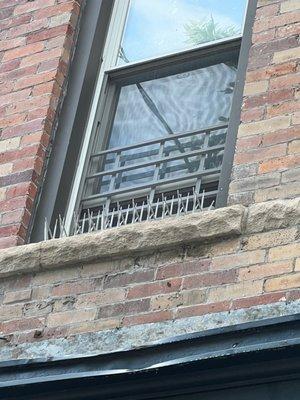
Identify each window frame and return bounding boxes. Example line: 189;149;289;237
30;0;258;243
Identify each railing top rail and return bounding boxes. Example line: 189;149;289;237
87;144;225;180
90;124;228;158
82;167;221;203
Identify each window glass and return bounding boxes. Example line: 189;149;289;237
87;60;236;196
117;0;247;65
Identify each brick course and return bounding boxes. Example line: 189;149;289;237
0;0;82;249
229;0;300;205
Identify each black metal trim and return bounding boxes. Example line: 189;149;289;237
216;0;258;207
29;0;115;243
1;315;300;399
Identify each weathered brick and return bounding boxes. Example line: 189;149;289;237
243;228;298;250
281;0;300;13
176;301;230;319
238;260;293;281
238;116;291;137
123;310;172;326
3;42;44;62
150;292;184;311
244;80;268;96
155;259;210;280
268;242;300;262
273;47;300;63
265;273;300;292
3;289;32;304
76;288;126;309
232;292;286;310
212;250;266;270
208;280;264;302
127;278;182;300
52;280;94;297
104;269;155;289
98;299;150;319
182;270;236;290
289;140;300;154
47;309;96;328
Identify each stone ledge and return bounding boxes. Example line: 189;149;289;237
0;197;299;279
0;205;245;278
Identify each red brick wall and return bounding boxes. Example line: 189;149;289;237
0;221;299;346
0;0;299;249
229;0;300;205
0;0;82;249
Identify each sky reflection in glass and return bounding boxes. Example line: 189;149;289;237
117;0;247;65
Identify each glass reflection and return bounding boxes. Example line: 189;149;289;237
88;62;236;194
117;0;247;65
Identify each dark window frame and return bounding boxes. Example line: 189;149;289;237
30;0;257;243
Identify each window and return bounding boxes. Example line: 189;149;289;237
48;0;249;238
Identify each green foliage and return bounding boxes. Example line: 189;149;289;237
184;16;239;46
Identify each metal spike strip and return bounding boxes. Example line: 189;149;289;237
44;190;215;240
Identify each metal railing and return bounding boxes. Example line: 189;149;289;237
44;123;227;240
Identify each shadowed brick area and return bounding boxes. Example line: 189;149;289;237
229;0;300;206
0;0;82;249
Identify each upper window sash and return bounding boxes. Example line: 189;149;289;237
103;0;248;72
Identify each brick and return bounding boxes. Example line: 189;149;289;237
104;269;155;289
14;70;56;91
256;2;279;18
27;25;70;44
265;273;300;292
123;310;173;326
150;293;184;311
176;301;230;319
14;0;55;15
238;260;293;281
3;288;32;304
243;80;268;96
155;259;210;280
47;309;96;328
208;280;263;302
182;270;236;290
0;170;33;189
1;119;45;139
282;167;300;183
0;36;25;51
52;280;94;297
255;184;300;202
269;242;300;262
269;72;300;91
23;300;54;317
273;47;300;63
289;140;300;154
98;298;150;318
230;173;280;192
0;303;23;322
0;88;30;107
6;18;48;39
212;250;266;271
3;42;44;62
6;95;51;115
267;100;300;118
76;288;126;309
262;127;300;147
0;162;13;177
277;22;300;38
244;228;298;251
20;47;62;68
244;88;294;109
253;29;276;44
67;318;121;335
259;155;300;173
238;116;291;137
1;317;44;334
253;11;300;33
281;0;300;12
49;13;71;28
234;144;286;165
0;58;20;73
232;292;286;310
34;2;75;19
127;278;182;300
241;107;265;123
